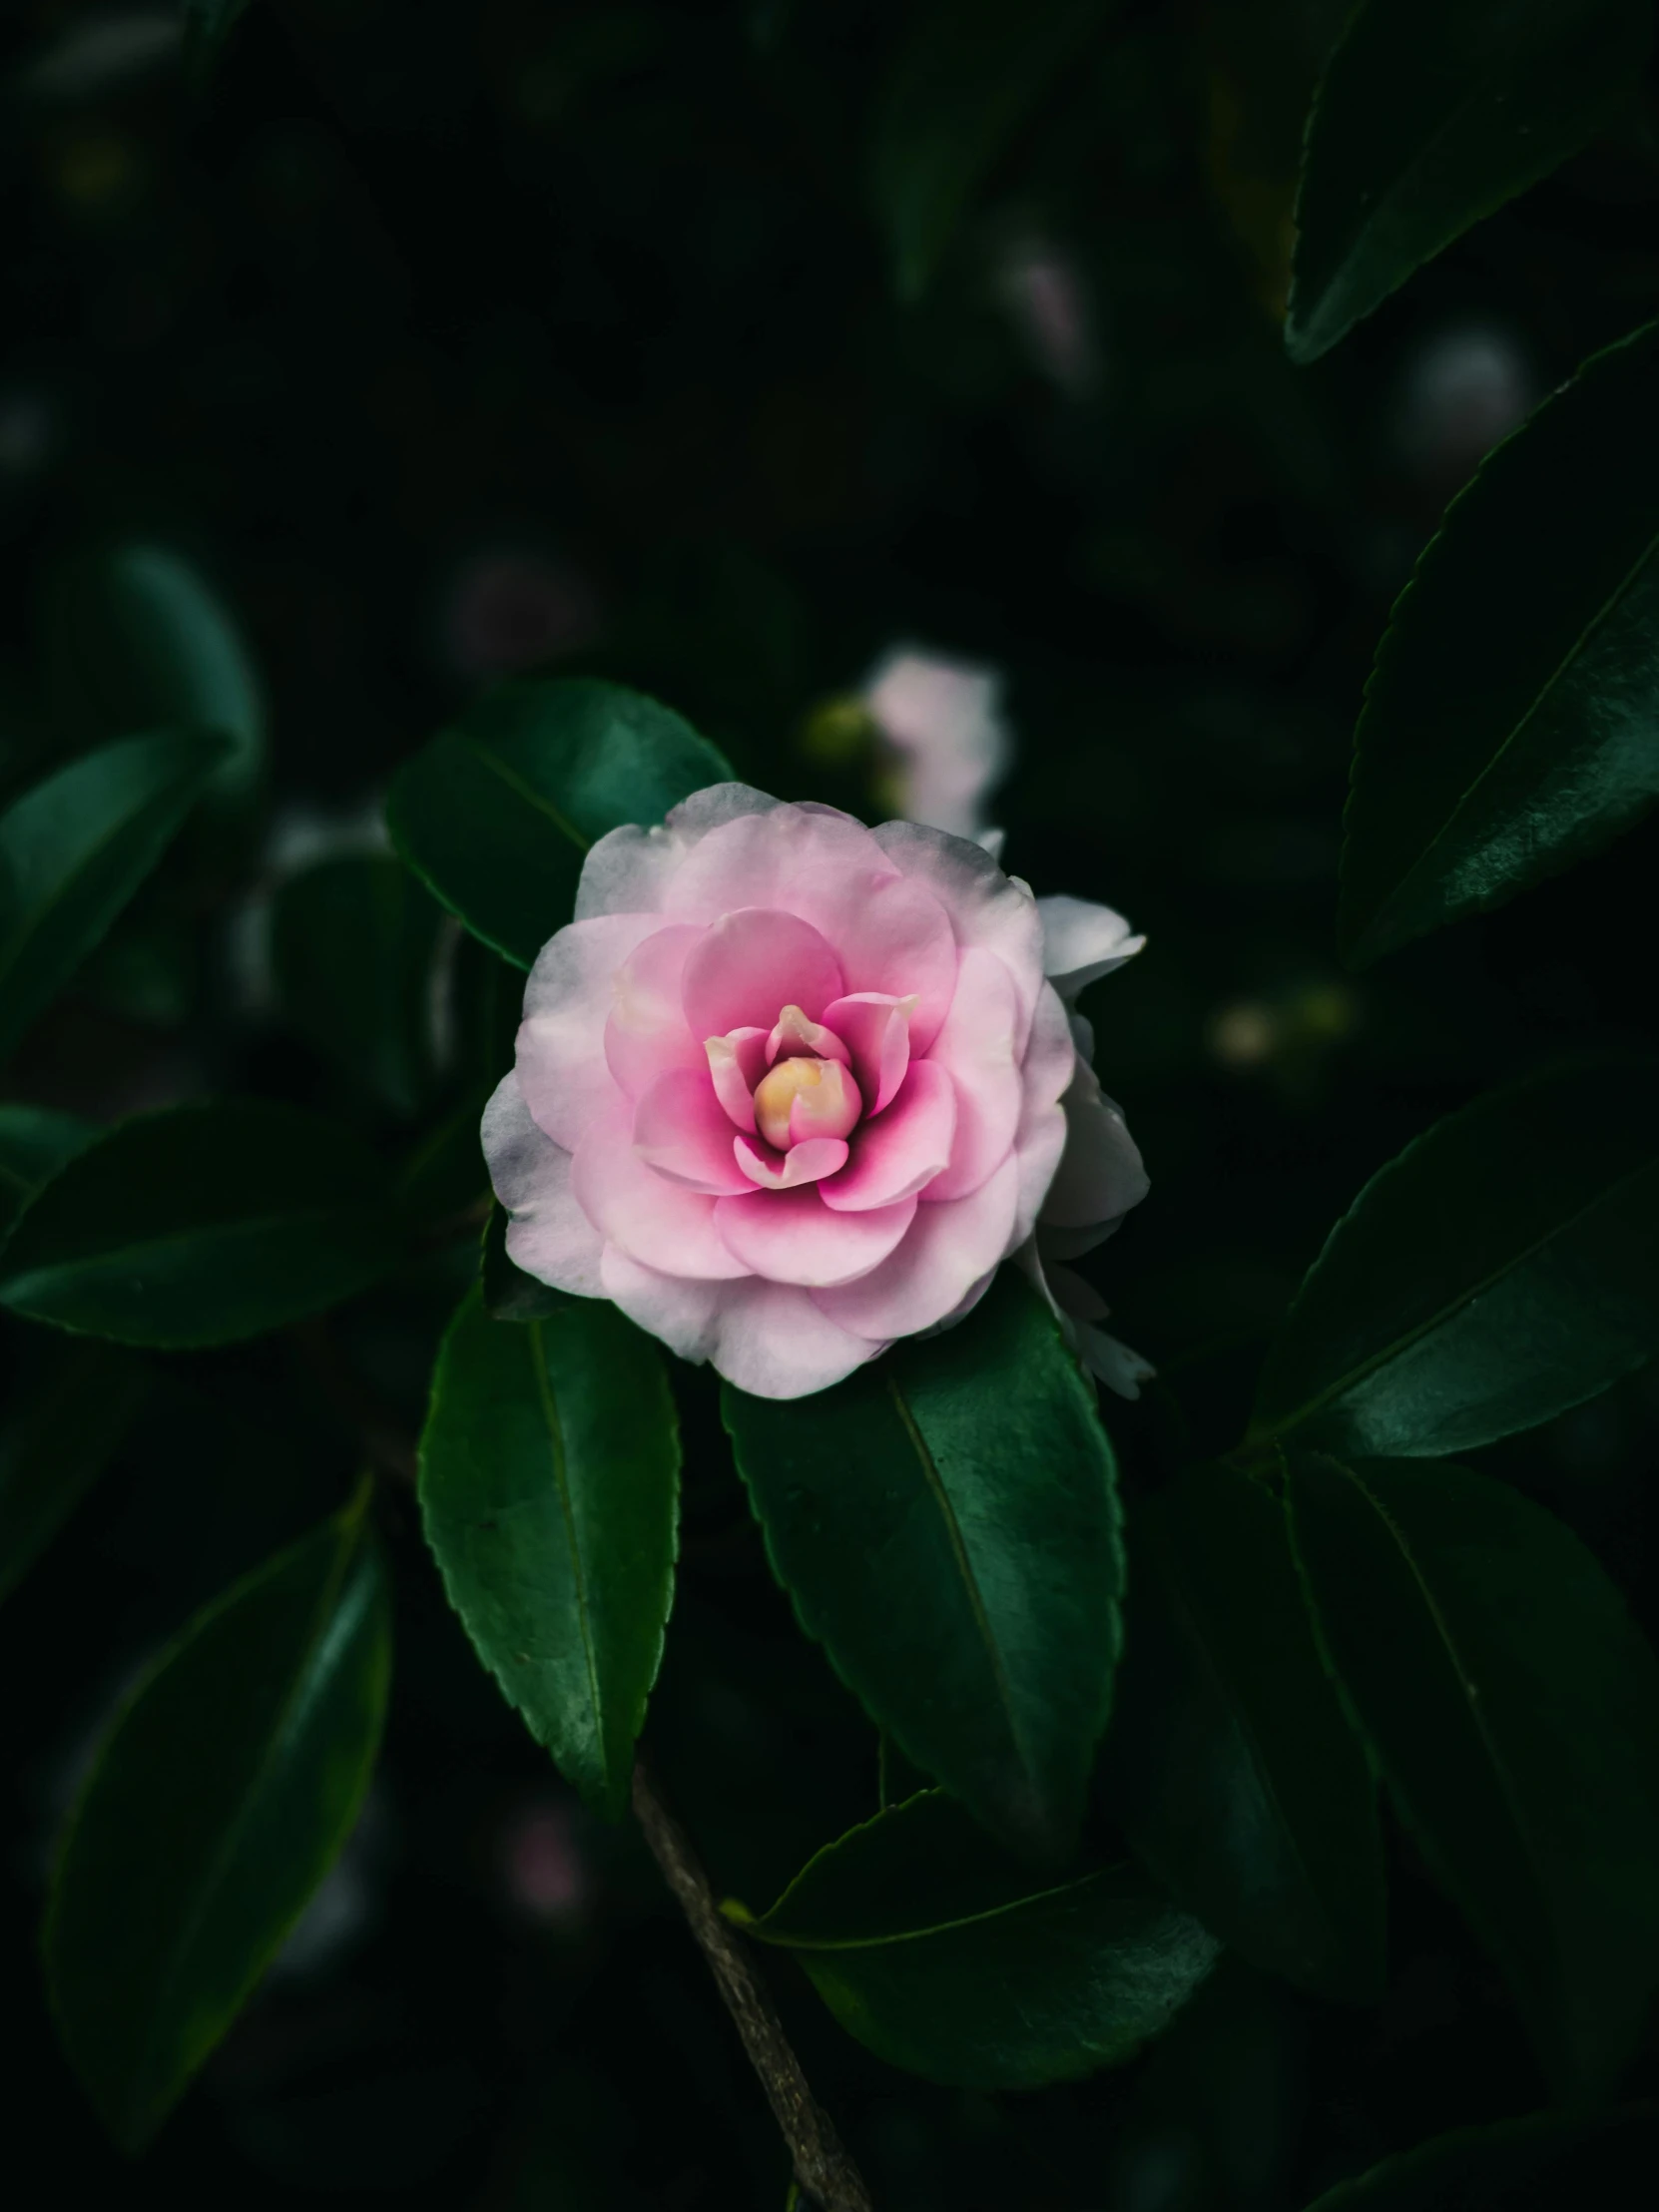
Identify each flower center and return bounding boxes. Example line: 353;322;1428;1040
752;1053;860;1151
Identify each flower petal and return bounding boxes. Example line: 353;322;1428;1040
663;802;890;921
603;922;706;1100
632;1067;755;1196
1040;1062;1149;1246
821;1061;955;1211
813;1153;1020;1341
681;908;844;1041
517;912;663;1151
1037;893;1145;1002
872;818;1045;1044
600;1247;878;1398
574;783;783;922
922;946;1023;1202
814;874;958;1054
713;1185;915;1287
572;1119;750;1281
481;1071;604;1297
766;1003;850;1067
705;1025;769;1132
1010;979;1076;1246
821;992;913;1115
734;1133;850;1189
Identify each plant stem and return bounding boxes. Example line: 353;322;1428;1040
631;1761;873;2212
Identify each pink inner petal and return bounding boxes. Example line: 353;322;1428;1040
766;1003;850;1066
713;1184;917;1288
572;1120;750;1281
603;922;706;1101
820;992;914;1115
820;1061;956;1212
706;1025;769;1133
734;1133;850;1190
681;907;844;1041
813;1153;1020;1340
819;873;959;1055
631;1067;755;1196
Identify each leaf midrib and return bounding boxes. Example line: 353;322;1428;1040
1339;1463;1565;2038
885;1369;1036;1804
1257;1149;1659;1441
1;1202;373;1293
529;1321;606;1794
754;1863;1113;1955
1381;528;1659;927
464;733;590;853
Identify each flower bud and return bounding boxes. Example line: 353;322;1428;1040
753;1055;860;1150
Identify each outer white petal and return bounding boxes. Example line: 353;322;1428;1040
600;1248;878;1399
482;1071;605;1297
1009;979;1075;1247
1009;1240;1153;1401
1037;892;1145;1003
574;783;784;921
516;911;662;1150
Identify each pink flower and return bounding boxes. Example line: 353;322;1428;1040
482;785;1148;1400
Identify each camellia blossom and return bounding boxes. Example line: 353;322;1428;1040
483;784;1148;1400
862;647;1010;845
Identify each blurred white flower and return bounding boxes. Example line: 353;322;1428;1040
862;646;1011;844
996;237;1100;397
441;549;597;683
1393;324;1537;481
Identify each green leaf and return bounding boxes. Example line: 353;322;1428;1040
183;0;255;76
1287;2;1651;363
0;1100;403;1346
725;1269;1123;1862
418;1285;679;1819
870;0;1109;300
732;1790;1219;2088
0;1336;149;1604
1286;1452;1659;2099
1102;1465;1384;2004
1339;321;1659;964
0;1102;96;1238
0;731;230;1062
1249;1059;1659;1457
45;545;265;819
387;679;731;969
45;1491;391;2149
480;1201;570;1322
1302;2106;1659;2209
273;853;446;1118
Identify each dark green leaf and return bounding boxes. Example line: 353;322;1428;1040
45;545;264;818
0;1100;403;1346
0;1102;96;1237
725;1269;1122;1862
1287;1452;1659;2099
183;0;254;76
1102;1465;1384;2003
0;1337;149;1603
1338;320;1659;963
45;1491;391;2148
480;1201;570;1322
386;679;731;968
732;1790;1219;2088
1287;2;1650;363
1250;1059;1659;1457
0;731;230;1062
273;853;446;1118
398;1092;492;1232
1302;2106;1658;2209
870;0;1108;300
418;1285;679;1818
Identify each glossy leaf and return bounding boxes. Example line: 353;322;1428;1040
0;1336;149;1604
0;731;230;1062
1303;2106;1658;2209
1340;320;1659;964
1250;1060;1659;1458
870;0;1107;300
1103;1464;1383;2003
418;1286;679;1818
1287;1452;1659;2099
0;1103;96;1238
45;545;265;817
273;853;446;1117
45;1492;391;2149
726;1269;1123;1861
387;679;730;969
0;1100;403;1346
1287;2;1650;363
733;1790;1219;2089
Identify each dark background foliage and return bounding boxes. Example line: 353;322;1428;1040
3;2;1657;2205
